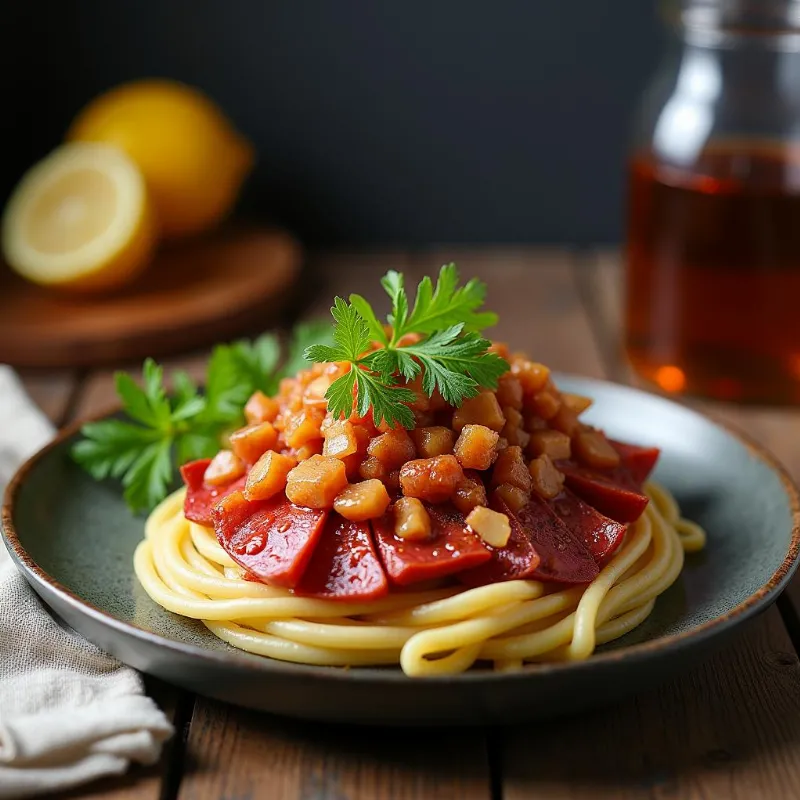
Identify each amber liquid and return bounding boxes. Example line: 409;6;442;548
625;143;800;403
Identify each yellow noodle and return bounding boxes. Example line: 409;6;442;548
134;483;704;677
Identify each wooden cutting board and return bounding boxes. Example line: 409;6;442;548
0;225;303;368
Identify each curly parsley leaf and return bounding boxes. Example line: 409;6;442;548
403;263;498;336
305;265;508;427
400;325;508;405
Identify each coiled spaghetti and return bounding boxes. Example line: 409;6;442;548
133;482;704;677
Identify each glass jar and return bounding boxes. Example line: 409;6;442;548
624;0;800;404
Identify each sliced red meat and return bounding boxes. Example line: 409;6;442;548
212;491;328;588
608;440;660;485
372;503;491;586
180;458;246;527
549;488;627;565
295;515;389;601
558;461;649;523
512;495;599;584
459;498;542;587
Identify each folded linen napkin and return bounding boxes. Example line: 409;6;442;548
0;366;173;798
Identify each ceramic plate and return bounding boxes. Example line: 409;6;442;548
3;376;799;726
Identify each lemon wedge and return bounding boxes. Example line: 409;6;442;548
2;142;156;292
67;79;254;239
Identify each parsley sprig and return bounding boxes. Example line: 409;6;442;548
305;264;508;428
72;322;331;514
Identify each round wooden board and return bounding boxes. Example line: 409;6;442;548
0;226;303;368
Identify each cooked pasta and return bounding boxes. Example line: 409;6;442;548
134;480;704;677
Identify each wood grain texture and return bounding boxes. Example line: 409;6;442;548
179;703;491;800
502;611;800;800
0;226;302;368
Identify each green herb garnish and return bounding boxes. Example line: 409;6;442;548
305;264;508;428
72;322;332;514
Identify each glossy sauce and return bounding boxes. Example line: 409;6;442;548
625;142;800;403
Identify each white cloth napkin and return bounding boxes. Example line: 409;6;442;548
0;366;173;798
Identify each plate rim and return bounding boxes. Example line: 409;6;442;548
4;374;800;685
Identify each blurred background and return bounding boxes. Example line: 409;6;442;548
1;0;660;246
4;0;800;406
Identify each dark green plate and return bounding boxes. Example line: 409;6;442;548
3;376;799;725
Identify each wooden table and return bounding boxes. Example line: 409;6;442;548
18;249;800;800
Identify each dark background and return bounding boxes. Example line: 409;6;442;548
2;1;664;246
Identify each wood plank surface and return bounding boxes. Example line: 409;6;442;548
179;704;490;800
490;250;800;800
503;611;800;800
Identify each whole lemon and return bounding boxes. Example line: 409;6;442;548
67;79;254;239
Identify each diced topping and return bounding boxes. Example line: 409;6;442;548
244;451;297;501
399;455;464;503
500;407;530;449
528;429;571;460
550;405;580;437
452;470;488;515
295;440;324;460
341;424;372;476
466;506;511;548
229;422;279;464
285;455;349;508
367;428;416;470
333;479;391;521
203;450;246;485
573;429;621;469
562;392;592;414
304;375;332;408
322;420;359;459
244;391;280;424
495;373;523;409
394;496;432;541
410;426;456;458
454;424;499;470
284;408;325;449
529;454;566;499
452;391;506;433
530;388;561;420
358;455;388;483
491;482;529;512
510;358;550;395
491;446;532;493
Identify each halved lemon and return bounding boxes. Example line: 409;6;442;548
2;142;156;292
